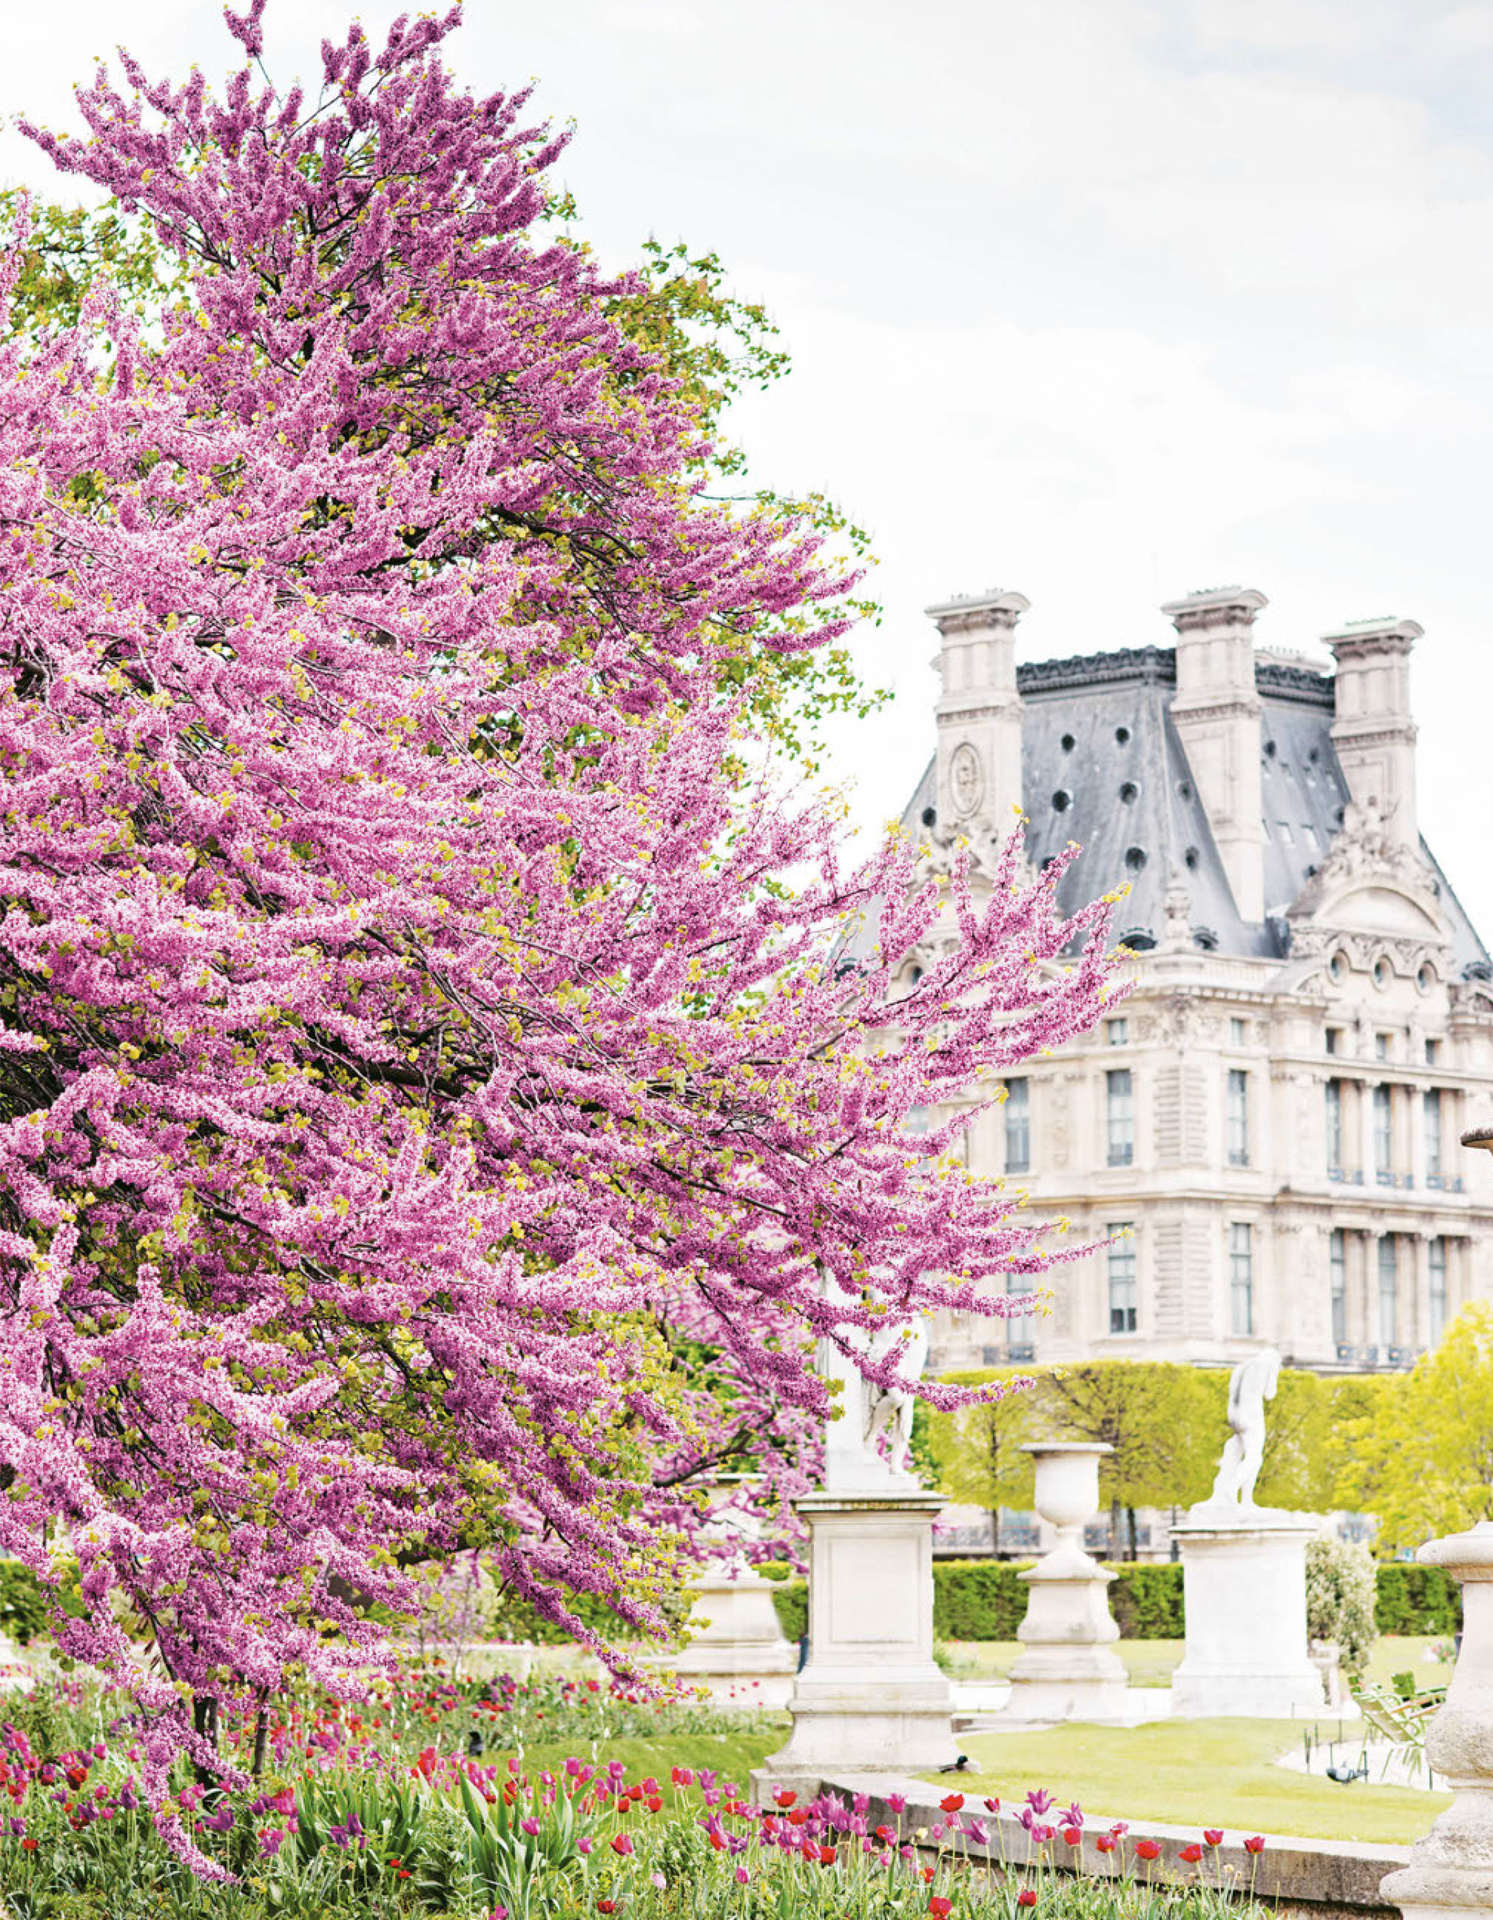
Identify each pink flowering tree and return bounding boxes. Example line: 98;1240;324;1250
0;2;1118;1870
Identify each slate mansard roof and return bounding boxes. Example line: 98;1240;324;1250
895;645;1490;975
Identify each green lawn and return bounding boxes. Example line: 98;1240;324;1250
939;1634;1450;1693
931;1714;1449;1845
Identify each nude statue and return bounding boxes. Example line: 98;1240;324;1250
817;1270;928;1489
864;1315;930;1478
1208;1347;1281;1509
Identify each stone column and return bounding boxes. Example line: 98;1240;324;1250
1412;1233;1433;1355
1005;1443;1128;1720
750;1490;954;1795
1381;1520;1493;1920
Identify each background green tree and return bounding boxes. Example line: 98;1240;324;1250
1035;1361;1221;1557
1330;1304;1493;1551
925;1368;1041;1552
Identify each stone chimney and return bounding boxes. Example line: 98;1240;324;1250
1162;586;1268;923
1323;616;1423;852
926;588;1030;839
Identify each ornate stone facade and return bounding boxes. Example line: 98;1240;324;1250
882;587;1493;1375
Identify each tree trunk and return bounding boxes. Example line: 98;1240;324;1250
192;1693;220;1795
990;1507;1002;1558
251;1698;271;1779
1109;1494;1122;1561
1126;1504;1138;1562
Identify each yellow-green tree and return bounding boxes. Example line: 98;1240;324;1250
1254;1368;1336;1510
1331;1306;1493;1551
925;1369;1041;1553
1036;1362;1222;1557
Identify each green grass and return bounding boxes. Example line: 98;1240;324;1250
938;1634;1452;1692
510;1725;785;1788
932;1716;1449;1845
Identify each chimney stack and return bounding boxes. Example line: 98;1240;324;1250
1162;586;1268;923
1323;617;1422;852
926;588;1030;839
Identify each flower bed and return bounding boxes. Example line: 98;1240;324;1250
0;1669;1286;1918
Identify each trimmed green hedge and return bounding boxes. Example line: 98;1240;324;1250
1374;1563;1461;1635
767;1560;1182;1644
769;1558;1461;1645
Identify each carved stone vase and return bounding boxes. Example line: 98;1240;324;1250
1005;1443;1128;1720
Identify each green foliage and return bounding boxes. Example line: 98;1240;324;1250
1374;1564;1462;1635
1331;1306;1493;1551
933;1560;1033;1640
1006;1362;1222;1517
780;1555;1448;1650
1304;1535;1377;1682
454;1767;582;1914
1107;1564;1185;1640
923;1368;1039;1547
1254;1370;1335;1510
770;1579;807;1644
0;191;174;346
0;1558;52;1646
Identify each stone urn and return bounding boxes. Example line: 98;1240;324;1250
1381;1519;1493;1920
1005;1442;1128;1720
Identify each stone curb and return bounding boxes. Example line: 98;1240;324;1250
815;1772;1410;1912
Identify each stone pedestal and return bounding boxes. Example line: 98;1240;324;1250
750;1490;954;1796
1170;1507;1322;1717
670;1561;797;1680
1382;1519;1493;1920
1006;1443;1129;1720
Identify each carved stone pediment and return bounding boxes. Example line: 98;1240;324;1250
1286;796;1451;955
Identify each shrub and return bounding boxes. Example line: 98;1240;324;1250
0;1558;52;1646
770;1581;808;1644
1108;1564;1185;1639
933;1560;1033;1640
1375;1563;1462;1635
1305;1535;1377;1682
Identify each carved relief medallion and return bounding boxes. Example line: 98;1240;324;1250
949;742;984;818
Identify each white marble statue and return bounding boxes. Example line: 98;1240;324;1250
818;1275;928;1490
1206;1347;1281;1509
865;1316;930;1478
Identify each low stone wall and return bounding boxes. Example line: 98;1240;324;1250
815;1773;1408;1913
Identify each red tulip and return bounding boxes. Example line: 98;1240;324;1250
1180;1844;1203;1863
1135;1839;1162;1861
610;1833;634;1857
774;1789;796;1809
1204;1829;1224;1846
929;1898;953;1918
1061;1826;1082;1846
940;1792;965;1813
1018;1889;1038;1907
1096;1835;1116;1854
1245;1835;1266;1853
818;1845;835;1866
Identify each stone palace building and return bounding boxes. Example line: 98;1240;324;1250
882;585;1493;1378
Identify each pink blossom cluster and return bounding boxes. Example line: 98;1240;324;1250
0;2;1118;1872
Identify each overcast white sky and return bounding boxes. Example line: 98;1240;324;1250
2;0;1491;932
